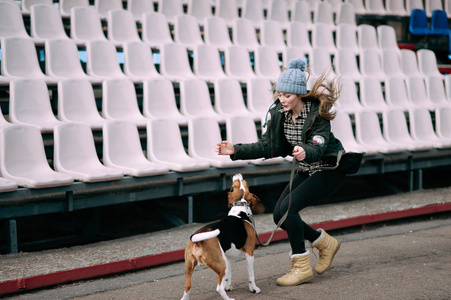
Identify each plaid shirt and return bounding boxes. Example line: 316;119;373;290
279;101;336;175
279;101;311;148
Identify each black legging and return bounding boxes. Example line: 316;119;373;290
273;169;346;254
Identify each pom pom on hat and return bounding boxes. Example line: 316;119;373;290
288;58;306;72
276;58;307;95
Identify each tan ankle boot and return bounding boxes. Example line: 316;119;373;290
312;229;341;274
276;251;314;286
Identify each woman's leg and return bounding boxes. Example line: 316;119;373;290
273;170;346;254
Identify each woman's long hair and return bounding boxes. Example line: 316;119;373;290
272;65;341;121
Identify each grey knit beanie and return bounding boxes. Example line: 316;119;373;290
275;58;307;95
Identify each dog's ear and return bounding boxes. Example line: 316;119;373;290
228;179;244;207
248;193;265;214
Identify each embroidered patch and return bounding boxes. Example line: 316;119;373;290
313;135;325;146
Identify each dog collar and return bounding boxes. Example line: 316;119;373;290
229;199;252;220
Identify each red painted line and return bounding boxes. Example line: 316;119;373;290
1;203;451;296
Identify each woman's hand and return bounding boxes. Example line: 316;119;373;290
293;145;306;161
216;141;235;155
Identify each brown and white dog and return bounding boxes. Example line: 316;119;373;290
181;174;265;300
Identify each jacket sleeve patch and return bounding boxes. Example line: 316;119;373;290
313;135;325;146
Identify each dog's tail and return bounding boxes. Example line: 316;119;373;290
190;229;220;242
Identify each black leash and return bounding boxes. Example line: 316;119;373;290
250;151;345;246
250;157;297;246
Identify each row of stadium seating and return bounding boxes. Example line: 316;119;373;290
1;103;451;192
9;0;450;23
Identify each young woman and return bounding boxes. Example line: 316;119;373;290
216;58;361;286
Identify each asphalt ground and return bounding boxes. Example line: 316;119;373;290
5;214;451;300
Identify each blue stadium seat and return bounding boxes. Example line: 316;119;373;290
430;10;450;35
409;9;431;36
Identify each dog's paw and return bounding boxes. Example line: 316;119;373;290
249;285;261;294
225;285;233;291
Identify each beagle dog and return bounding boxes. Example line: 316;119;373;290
181;174;265;300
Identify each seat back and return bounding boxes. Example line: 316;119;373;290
141;12;173;49
204;16;233;50
377;25;399;51
127;0;155;21
246;77;274;115
143;78;185;122
188;117;221;159
313;1;334;28
336;77;364;112
357;24;378;51
45;39;87;78
381;49;403;78
70;6;106;42
214;78;250;116
346;0;367;14
193;44;226;79
406;0;424;12
409;9;429;35
188;0;213;24
102;78;144;121
336;2;356;25
241;0;264;26
382;109;412;143
425;76;449;107
254;47;281;80
287;21;311;51
95;0;123;19
435;106;451;139
355;110;386;146
359;77;389;111
174;14;204;49
309;47;334;78
226;115;259;144
311;22;336;54
417;49;442;77
31;4;68;40
123;41;160;78
147;118;189;161
430;9;449;35
365;0;386;15
86;40;125;78
409;108;437;140
60;0;89;17
158;0;183;24
384;77;411;109
9;79;59;126
215;0;238;25
54;122;102;170
406;76;432;108
292;0;313;28
107;9;141;45
0;1;30;39
1;125;51;174
331;111;368;153
1;37;45;78
360;48;384;80
385;0;408;16
180;78;221;119
224;45;255;80
336;23;359;55
159;42;195;79
58;79;106;126
267;0;289;25
232;18;260;51
335;49;360;80
260;20;286;51
103;121;146;164
400;49;422;77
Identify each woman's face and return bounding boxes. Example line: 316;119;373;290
277;92;301;111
